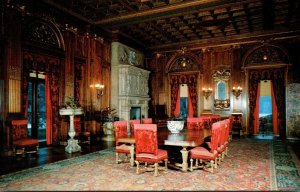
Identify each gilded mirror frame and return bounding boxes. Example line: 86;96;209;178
212;69;231;110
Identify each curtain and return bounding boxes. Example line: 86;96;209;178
23;52;61;145
248;71;260;135
188;81;198;116
170;73;198;117
170;76;180;117
248;68;285;137
174;88;181;117
271;81;279;135
253;82;260;134
187;90;193;117
22;52;32;117
272;69;286;138
48;61;61;145
45;75;52;145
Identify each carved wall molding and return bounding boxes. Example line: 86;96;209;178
212;69;231;82
23;18;65;50
118;44;144;67
167;51;202;73
8;65;21;80
243;44;290;68
119;65;150;97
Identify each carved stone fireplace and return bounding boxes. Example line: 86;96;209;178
111;42;150;133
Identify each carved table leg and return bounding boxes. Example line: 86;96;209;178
180;147;189;172
129;144;135;167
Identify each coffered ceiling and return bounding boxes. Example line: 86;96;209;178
35;0;300;51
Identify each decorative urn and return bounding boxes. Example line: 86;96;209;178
167;120;184;134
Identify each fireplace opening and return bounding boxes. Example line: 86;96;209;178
130;107;141;120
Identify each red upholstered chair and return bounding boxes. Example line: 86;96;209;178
203;121;227;165
223;119;231;157
129;119;140;136
216;121;227;165
134;124;168;176
210;114;221;123
114;120;131;164
141;118;153;124
228;115;234;140
199;115;212;129
189;122;220;173
187;117;203;130
74;117;90;144
11;119;39;157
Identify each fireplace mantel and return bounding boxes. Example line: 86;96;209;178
111;42;150;132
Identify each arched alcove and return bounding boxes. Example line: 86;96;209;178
21;17;65;145
242;43;290;139
166;51;202;118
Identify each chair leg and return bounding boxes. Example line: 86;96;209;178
36;145;39;154
154;163;158;176
13;147;16;156
115;153;119;163
21;148;25;157
164;159;168;169
210;160;214;173
214;159;218;169
135;161;140;174
190;159;194;171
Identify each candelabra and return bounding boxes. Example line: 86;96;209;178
232;86;242;98
202;87;213;99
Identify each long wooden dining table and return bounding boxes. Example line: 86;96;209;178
117;126;211;172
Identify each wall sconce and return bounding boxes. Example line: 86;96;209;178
232;86;242;98
202;87;213;99
90;83;104;98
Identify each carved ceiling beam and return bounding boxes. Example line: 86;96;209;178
149;29;300;51
95;0;248;26
286;0;295;28
150;20;177;42
226;7;240;35
41;0;93;24
118;1;136;12
169;17;190;41
243;4;253;33
179;15;202;39
262;0;274;30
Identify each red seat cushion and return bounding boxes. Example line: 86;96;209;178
217;145;226;153
190;146;218;160
13;138;39;147
136;149;168;163
115;144;130;153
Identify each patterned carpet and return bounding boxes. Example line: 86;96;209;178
0;138;299;191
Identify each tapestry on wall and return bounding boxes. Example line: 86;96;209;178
286;83;300;138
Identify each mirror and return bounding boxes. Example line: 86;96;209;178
212;69;231;109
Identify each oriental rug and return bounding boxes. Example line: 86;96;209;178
0;138;299;191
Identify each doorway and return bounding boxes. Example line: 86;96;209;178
27;71;46;144
258;80;273;136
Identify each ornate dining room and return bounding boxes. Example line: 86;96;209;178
0;0;300;191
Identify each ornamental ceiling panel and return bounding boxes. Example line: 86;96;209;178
15;0;300;51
